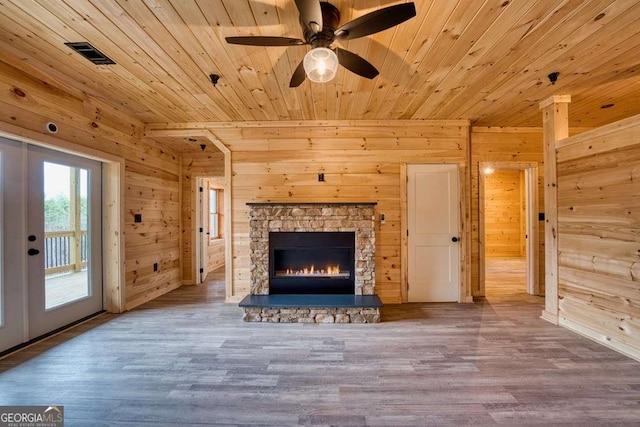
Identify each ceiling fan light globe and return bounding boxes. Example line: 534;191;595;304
303;48;338;83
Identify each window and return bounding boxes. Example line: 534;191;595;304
209;188;221;239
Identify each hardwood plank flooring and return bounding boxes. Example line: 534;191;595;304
485;257;527;297
1;268;640;426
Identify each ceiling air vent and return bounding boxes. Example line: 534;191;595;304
64;42;115;65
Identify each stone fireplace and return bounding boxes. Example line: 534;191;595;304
241;202;381;323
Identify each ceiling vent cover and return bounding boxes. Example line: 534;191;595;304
64;42;115;65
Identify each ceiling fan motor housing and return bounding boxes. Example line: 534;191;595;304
303;2;341;49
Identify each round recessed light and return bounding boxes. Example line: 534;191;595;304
601;103;615;109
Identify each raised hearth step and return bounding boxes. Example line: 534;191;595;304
238;293;383;309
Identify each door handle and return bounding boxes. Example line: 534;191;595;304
28;248;40;256
451;236;459;243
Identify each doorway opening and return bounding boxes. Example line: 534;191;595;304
195;176;226;284
479;163;540;298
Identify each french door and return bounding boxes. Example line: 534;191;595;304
0;138;103;352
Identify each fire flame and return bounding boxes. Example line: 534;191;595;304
283;265;342;276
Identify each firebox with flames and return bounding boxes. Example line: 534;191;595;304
276;265;349;278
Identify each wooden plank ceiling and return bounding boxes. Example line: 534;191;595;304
1;0;639;131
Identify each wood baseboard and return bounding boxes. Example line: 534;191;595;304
540;309;559;325
560;317;640;363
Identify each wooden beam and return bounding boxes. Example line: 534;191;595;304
539;94;570;324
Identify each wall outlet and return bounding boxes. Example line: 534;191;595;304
153;262;158;272
134;213;142;223
380;213;385;224
318;173;324;182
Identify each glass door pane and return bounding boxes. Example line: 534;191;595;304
44;162;90;310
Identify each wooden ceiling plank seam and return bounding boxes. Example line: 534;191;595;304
45;0;209;121
341;0;381;120
398;0;518;119
387;0;494;119
375;0;463;119
0;45;85;100
279;0;317;119
86;0;239;122
365;0;438;120
447;0;607;122
117;0;233;121
508;62;640;128
325;0;373;122
479;0;639;104
195;0;273;121
273;0;305;119
248;0;300;120
432;0;580;120
217;0;282;120
171;1;286;122
508;28;640;126
414;0;548;119
480;12;639;126
331;0;376;120
0;4;145;115
3;1;637;126
144;119;470;132
1;0;190;122
466;0;640;123
0;12;176;123
336;41;371;119
176;4;266;122
349;0;397;120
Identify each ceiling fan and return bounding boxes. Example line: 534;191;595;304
225;0;417;87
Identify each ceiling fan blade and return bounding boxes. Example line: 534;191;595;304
289;59;306;87
334;3;416;40
225;36;305;46
336;48;379;79
295;0;323;34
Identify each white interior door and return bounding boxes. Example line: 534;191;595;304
407;164;460;302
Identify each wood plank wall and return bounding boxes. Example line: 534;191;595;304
0;60;183;310
217;121;469;303
470;128;545;296
556;114;640;360
181;152;225;283
484;170;525;257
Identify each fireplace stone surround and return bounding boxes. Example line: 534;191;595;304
242;202;381;323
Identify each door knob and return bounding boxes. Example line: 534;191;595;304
451;236;459;243
28;248;40;256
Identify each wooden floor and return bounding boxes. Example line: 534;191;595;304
46;270;89;309
485;257;527;296
2;264;640;426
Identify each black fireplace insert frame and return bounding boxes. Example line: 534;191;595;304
269;231;355;294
